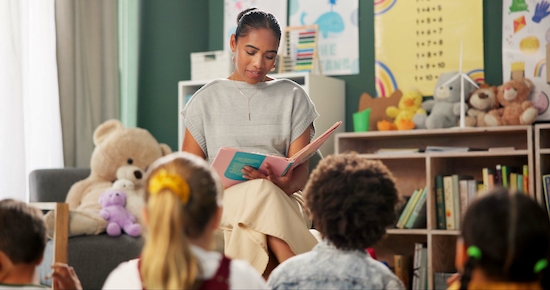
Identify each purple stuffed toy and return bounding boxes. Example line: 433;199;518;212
98;189;142;237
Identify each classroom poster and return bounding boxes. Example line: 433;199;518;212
374;0;484;97
223;0;288;52
288;0;359;76
502;0;550;121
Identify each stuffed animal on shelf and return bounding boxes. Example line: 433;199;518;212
384;90;426;130
99;189;142;237
44;119;172;237
413;71;477;129
484;78;538;126
464;84;499;127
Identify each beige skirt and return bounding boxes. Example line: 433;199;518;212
219;179;319;274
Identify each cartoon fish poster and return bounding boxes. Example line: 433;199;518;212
223;0;288;52
374;0;484;97
289;0;360;76
502;0;550;121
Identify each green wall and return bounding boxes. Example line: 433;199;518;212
138;0;502;151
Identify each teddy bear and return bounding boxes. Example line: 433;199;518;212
384;90;426;130
44;119;171;237
98;189;142;237
484;78;538;126
464;84;499;127
413;71;477;129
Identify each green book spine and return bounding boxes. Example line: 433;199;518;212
435;175;446;229
405;187;427;229
397;189;421;229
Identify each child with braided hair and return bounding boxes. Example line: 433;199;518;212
449;187;550;290
102;152;267;289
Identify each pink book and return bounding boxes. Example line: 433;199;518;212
211;121;342;187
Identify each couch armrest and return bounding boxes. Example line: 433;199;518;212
29;168;90;203
29;202;69;265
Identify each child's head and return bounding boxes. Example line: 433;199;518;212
304;152;399;251
0;199;46;278
230;7;281;84
458;187;550;289
140;152;222;289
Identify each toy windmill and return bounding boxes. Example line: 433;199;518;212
440;41;479;128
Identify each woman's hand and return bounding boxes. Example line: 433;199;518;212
241;162;305;196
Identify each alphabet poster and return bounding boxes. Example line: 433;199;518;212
223;0;288;52
289;0;360;76
502;0;550;121
374;0;484;97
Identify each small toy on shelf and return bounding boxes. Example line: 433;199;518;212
413;71;477;129
384;90;426;130
464;84;499;127
484;78;538;126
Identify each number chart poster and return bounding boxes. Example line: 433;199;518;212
374;0;484;97
289;0;359;76
502;0;550;121
223;0;288;52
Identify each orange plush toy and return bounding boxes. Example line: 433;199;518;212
484;78;538;126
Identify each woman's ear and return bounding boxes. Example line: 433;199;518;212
455;238;467;273
142;207;149;226
230;34;237;52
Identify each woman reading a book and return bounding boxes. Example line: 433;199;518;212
181;7;319;278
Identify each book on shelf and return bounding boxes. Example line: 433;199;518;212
467;179;479;205
524;165;529;192
211;121;341;187
434;175;446;230
501;165;509;188
425;146;469;152
495;164;502;187
452;174;473;230
396;188;422;229
394;254;413;290
510;172;518;191
517;174;524;193
543;174;550;218
481;167;495;193
412;243;428;290
375;148;420;154
405;186;428;229
443;176;455;230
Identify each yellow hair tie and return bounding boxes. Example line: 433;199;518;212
148;169;190;204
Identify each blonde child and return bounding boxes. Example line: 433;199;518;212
102;152;267;289
0;198;81;290
450;187;550;290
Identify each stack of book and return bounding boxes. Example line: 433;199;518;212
481;164;529;194
434;175;479;230
396;186;428;229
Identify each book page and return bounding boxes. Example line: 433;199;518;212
290;121;342;167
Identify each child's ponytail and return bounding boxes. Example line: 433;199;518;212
459;246;481;290
141;190;200;289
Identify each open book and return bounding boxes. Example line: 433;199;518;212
211;121;342;187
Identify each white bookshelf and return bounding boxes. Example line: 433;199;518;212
178;72;346;157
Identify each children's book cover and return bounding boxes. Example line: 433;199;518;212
211;121;341;187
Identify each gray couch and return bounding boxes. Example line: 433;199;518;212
29;168;144;290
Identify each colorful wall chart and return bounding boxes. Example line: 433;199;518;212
374;0;484;97
289;0;359;76
223;0;288;52
502;0;550;121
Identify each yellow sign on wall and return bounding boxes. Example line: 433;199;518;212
374;0;484;97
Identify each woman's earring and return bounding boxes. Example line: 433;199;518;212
270;65;276;72
231;53;235;63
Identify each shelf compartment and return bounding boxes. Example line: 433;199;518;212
431;234;458;274
372;233;427;269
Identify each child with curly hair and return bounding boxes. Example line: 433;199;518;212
449;187;550;290
267;152;405;289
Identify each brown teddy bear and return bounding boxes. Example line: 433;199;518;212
464;84;499;127
484;78;538;126
45;119;171;237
